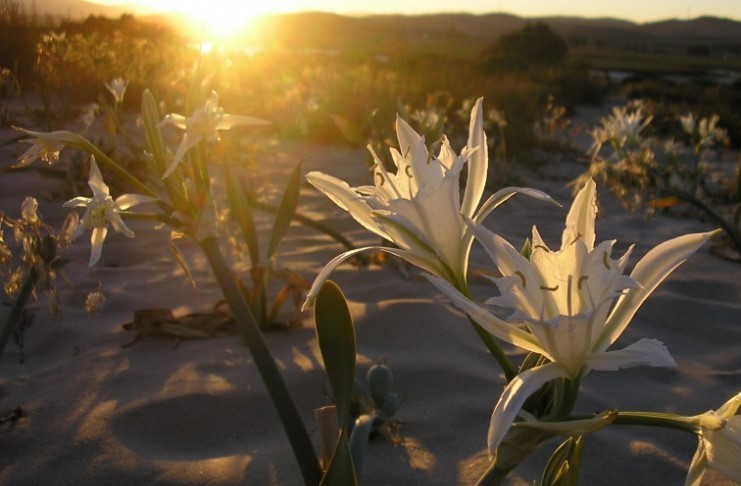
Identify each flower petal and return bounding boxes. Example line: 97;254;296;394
716;392;741;419
462;97;487;219
88;157;110;198
115;193;157;210
302;245;448;311
586;338;676;372
306;171;388;239
598;229;718;350
474;186;560;225
109;213;134;238
488;363;566;457
89;226;108;266
63;197;91;208
704;416;741;482
214;114;270;131
158;113;187;129
563;178;597;251
685;439;707;486
424;274;547;356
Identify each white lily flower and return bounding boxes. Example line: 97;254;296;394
591;105;652;155
426;178;717;459
104;77;128;104
686;392;741;486
158;90;269;178
13;128;71;167
64;157;155;266
304;97;557;307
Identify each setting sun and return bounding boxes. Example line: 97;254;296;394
174;1;269;39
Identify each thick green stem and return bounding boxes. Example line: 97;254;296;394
199;237;322;486
0;267;38;361
468;317;518;382
459;283;518;382
613;411;700;434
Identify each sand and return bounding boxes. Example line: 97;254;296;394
0;121;739;485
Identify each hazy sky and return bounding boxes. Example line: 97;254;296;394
94;0;741;23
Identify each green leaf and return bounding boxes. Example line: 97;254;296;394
348;414;374;476
314;281;358;486
140;89;167;173
224;162;260;267
268;158;303;262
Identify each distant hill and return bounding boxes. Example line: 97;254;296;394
22;1;741;52
21;0;144;19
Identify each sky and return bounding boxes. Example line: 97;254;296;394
92;0;741;23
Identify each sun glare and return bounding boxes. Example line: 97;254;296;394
157;1;282;41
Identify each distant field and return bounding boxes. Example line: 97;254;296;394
571;47;741;76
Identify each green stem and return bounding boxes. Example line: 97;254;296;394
468;317;518;382
459;283;518;382
199;237;322;486
0;267;38;361
613;411;700;434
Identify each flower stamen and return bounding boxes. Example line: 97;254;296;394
514;270;527;288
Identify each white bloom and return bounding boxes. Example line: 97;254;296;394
104;77;128;104
592;105;652;155
64;157;155;266
158;90;269;178
427;178;717;458
13;128;71;167
304;98;557;307
686;392;741;486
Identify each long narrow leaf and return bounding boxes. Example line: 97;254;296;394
268;158;304;261
314;281;358;486
224;162;260;266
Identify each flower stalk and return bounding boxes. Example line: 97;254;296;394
198;236;322;486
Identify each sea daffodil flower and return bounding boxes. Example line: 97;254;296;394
64;157;155;266
686;392;741;486
158;90;269;178
13;128;72;167
591;105;652;156
427;178;717;459
104;77;128;104
304;98;556;307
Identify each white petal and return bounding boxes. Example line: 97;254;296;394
462;97;487;219
395;115;424;160
563;178;597;251
586;338;676;372
685;440;707;486
158;113;187;129
88;157;110;198
115;193;157;210
162;134;198;178
110;214;135;238
488;363;566;457
302;245;448;311
215;114;270;130
474;186;560;225
704;417;741;482
598;230;718;350
63;197;91;208
716;392;741;419
89;226;108;266
306;171;388;239
424;275;547;356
